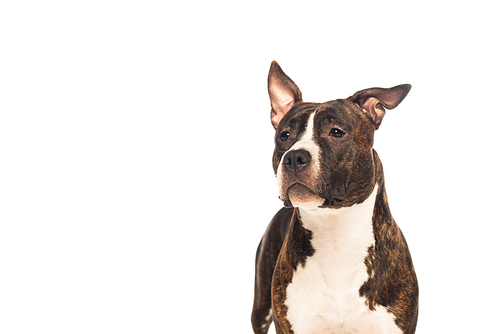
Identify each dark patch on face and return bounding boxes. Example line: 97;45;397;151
314;99;377;208
359;151;419;334
271;209;314;334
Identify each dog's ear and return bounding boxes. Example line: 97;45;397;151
268;61;303;129
348;84;411;129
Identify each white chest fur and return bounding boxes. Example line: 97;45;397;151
285;186;402;334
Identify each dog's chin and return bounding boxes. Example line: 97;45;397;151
287;184;324;208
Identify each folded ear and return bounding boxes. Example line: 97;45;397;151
268;61;303;129
348;84;411;129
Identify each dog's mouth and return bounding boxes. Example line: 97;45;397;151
287;183;316;202
282;182;346;208
282;183;324;208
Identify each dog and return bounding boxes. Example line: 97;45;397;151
251;61;418;334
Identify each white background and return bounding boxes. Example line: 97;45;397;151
1;1;499;333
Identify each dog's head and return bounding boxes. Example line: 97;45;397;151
268;61;410;209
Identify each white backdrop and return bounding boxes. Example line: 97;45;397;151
1;1;499;333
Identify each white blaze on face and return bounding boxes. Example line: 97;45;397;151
276;112;323;208
288;112;321;167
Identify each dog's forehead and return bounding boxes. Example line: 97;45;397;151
278;103;317;130
279;99;362;132
315;99;360;121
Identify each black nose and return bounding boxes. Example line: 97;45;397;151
283;149;311;172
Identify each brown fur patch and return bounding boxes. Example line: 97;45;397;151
271;209;314;334
359;151;419;334
252;208;293;334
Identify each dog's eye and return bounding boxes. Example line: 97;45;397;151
329;128;345;138
279;131;290;141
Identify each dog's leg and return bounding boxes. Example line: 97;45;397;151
251;208;292;334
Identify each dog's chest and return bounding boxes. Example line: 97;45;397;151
285;188;402;334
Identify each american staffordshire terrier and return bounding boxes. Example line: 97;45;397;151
252;62;418;334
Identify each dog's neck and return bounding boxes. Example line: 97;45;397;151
293;185;379;293
297;184;379;238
